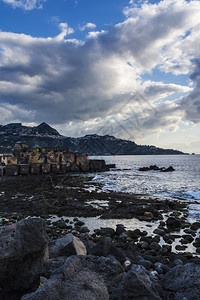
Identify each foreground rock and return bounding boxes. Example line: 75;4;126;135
22;256;118;300
163;263;200;299
110;265;163;300
0;218;48;300
49;233;87;258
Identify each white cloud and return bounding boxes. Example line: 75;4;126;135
79;23;96;32
55;23;74;41
1;0;46;10
0;0;200;144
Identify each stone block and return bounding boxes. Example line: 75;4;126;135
61;153;75;163
80;162;90;172
0;166;5;176
30;164;41;175
41;163;51;174
60;163;71;173
4;165;19;176
51;163;60;174
89;160;106;172
19;164;30;175
76;153;88;165
70;162;80;172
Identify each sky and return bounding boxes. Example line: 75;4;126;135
0;0;200;153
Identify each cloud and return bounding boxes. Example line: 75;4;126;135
79;23;96;32
0;0;200;141
55;23;75;41
179;59;200;123
1;0;46;10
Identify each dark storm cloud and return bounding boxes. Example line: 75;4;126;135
0;0;200;138
179;59;200;123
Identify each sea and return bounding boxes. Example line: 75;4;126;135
90;154;200;220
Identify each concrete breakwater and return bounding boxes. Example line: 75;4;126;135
0;143;115;176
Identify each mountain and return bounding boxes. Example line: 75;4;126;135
0;122;184;155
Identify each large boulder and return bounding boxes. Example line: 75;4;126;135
166;217;181;229
49;233;87;258
0;218;48;300
90;237;126;264
163;263;200;299
22;255;122;300
109;264;162;300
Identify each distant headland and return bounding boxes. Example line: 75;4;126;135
0;122;185;155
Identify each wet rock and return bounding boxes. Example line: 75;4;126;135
116;224;126;236
95;227;115;237
109;265;162;300
140;241;149;249
161;166;175;172
139;165;175;172
166;217;181;229
153;228;166;236
126;230;140;240
193;237;200;248
79;226;90;233
74;220;85;227
163;233;175;243
180;234;194;244
184;228;196;236
0;218;48;299
90;237;126;264
173;259;183;266
49;233;87;258
163;263;200;300
175;245;187;251
149;242;161;252
22;256;109;300
42;256;67;278
138;259;152;270
190;222;200;231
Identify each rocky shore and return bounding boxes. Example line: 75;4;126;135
0;174;200;299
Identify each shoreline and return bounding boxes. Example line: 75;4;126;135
1;173;200;299
0;173;199;257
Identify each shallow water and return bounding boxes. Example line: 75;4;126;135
90;155;200;219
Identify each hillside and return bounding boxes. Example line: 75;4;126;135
0;122;184;155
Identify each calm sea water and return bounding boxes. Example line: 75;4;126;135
91;155;200;219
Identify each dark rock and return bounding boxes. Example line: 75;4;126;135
140;241;149;249
184;228;196;236
22;256;109;300
95;227;115;237
173;259;183;266
175;245;187;251
90;237;126;264
163;263;200;299
163;233;175;243
126;230;140;240
166;217;181;229
153;228;166;236
191;222;200;231
116;224;126;236
161;166;175;172
49;233;87;258
180;234;194;244
109;266;162;300
79;226;90;233
42;256;66;278
74;220;85;226
138;259;152;270
0;218;48;299
149;242;161;252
